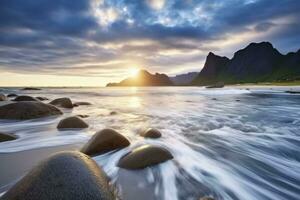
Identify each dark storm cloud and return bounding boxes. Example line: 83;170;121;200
254;22;276;32
0;0;299;77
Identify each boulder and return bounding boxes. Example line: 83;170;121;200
14;95;38;101
77;114;89;118
0;93;7;101
22;87;41;90
117;145;173;169
110;111;117;115
1;151;116;200
50;97;73;108
0;132;17;142
57;116;88;129
73;102;92;107
285;90;300;94
0;102;63;120
36;97;49;101
140;128;161;138
81;129;130;156
7;93;18;97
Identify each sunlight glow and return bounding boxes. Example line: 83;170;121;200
129;68;140;77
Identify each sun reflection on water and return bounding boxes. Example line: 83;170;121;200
128;96;141;108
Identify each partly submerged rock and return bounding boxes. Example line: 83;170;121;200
0;93;7;101
22;87;41;90
50;97;73;108
77;114;89;118
81;129;130;156
73;102;92;107
14;95;38;101
7;93;18;97
0;132;17;142
36;96;49;101
117;145;173;169
140;128;161;138
0;102;62;120
0;151;116;200
57;116;88;129
285;90;300;94
110;111;117;115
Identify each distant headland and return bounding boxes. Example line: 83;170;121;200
106;70;173;87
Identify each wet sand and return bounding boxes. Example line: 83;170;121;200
0;143;82;193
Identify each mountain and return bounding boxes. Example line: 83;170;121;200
193;52;230;85
192;42;300;85
170;72;198;85
106;70;173;87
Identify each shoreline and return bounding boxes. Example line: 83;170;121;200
1;81;300;88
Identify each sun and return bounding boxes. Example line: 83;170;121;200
129;68;139;77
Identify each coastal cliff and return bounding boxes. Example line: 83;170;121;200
192;42;300;85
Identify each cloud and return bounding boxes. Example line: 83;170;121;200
0;0;299;86
147;0;166;10
254;22;276;32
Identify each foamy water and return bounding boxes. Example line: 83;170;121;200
0;86;300;200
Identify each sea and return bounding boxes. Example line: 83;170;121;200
0;86;299;200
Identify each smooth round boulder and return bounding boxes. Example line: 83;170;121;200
0;102;63;120
140;128;162;138
7;93;18;97
117;145;173;169
0;132;17;142
81;129;130;156
14;95;38;101
50;97;73;108
57;116;88;129
0;93;7;101
1;151;116;200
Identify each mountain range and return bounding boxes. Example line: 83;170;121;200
170;72;198;85
192;42;300;85
106;42;300;87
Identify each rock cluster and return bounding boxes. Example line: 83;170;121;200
0;91;178;199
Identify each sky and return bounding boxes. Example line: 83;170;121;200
0;0;300;86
